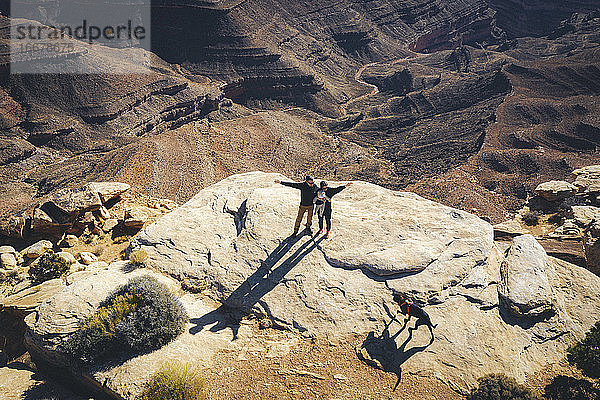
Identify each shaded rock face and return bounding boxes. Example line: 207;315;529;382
116;172;600;390
488;0;599;37
151;0;498;111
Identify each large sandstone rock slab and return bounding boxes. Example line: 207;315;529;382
23;262;297;400
572;165;600;194
498;234;555;317
534;180;577;201
130;172;493;335
23;173;600;396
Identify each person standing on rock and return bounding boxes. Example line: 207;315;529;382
274;175;318;236
314;180;353;239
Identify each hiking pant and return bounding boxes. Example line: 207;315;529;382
318;213;331;231
294;205;313;231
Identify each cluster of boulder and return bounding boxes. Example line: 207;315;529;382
0;182;131;238
494;165;600;275
0;239;108;298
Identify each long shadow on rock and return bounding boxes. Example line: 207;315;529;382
190;232;325;339
359;314;431;391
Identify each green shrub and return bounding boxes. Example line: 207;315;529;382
62;275;188;363
468;374;538;400
140;362;206;400
567;322;600;379
129;249;148;266
522;211;540;226
544;375;600;400
28;252;69;284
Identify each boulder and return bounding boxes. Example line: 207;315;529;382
572;165;600;194
78;252;98;265
0;246;16;255
493;219;529;239
571;205;600;227
32;207;64;234
534;180;577;201
0;253;17;270
498;235;555;317
49;186;102;217
21;240;53;258
2;279;65;313
86;182;130;204
94;206;111;221
583;222;600;275
102;218;119;233
124;207;148;229
56;251;76;266
24;263;281;399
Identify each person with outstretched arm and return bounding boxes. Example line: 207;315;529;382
314;180;353;239
274;175;318;236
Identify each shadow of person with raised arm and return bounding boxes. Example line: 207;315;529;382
189;232;324;339
358;302;432;391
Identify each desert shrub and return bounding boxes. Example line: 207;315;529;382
140;362;206;400
522;211;540;226
28;252;69;284
567;322;600;379
468;374;538;400
544;375;600;400
63;275;188;363
0;269;20;285
129;249;148;266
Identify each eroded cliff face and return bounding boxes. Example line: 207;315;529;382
2;4;600;238
488;0;599;37
152;0;499;114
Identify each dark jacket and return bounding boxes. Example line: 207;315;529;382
281;181;318;206
315;186;346;216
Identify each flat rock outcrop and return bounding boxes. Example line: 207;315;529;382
498;235;555;317
111;172;599;391
18;173;600;397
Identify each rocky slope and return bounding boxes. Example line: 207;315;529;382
12;172;600;399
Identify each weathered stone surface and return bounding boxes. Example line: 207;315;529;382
50;186;102;217
131;172;493;331
583;221;600;275
102;218;119;233
24;262;297;399
572;165;600;194
124;207;148;229
21;240;53;258
59;235;78;248
78;252;97;266
22;173;600;396
534;180;577;202
0;253;17;270
86;182;130;204
571;206;600;227
95;206;111;221
498;235;555;317
0;246;16;255
2;279;65;313
493;219;529;239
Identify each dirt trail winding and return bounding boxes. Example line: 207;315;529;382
340;57;410;115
